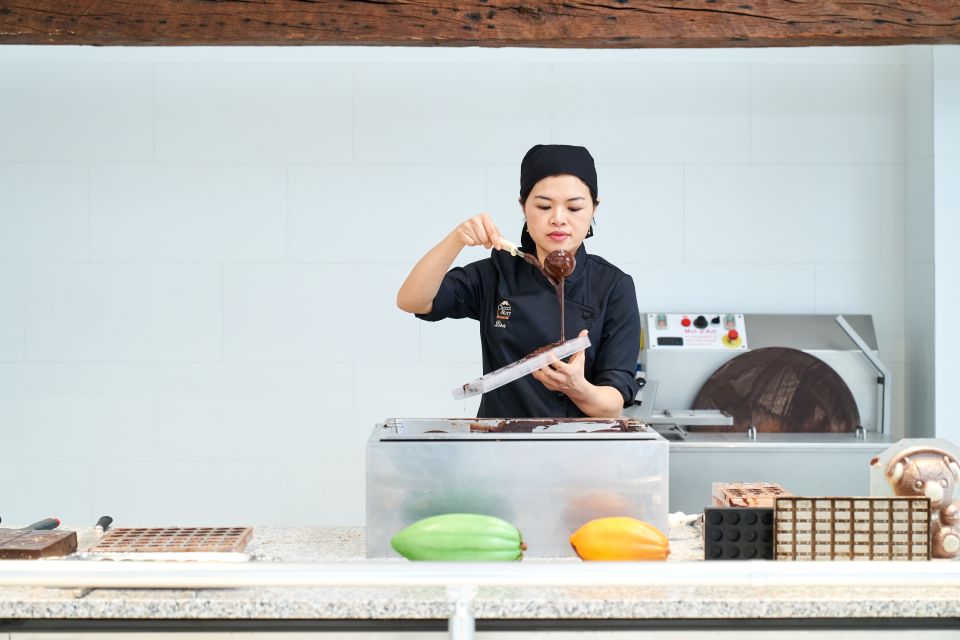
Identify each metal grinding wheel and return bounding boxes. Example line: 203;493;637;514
692;346;860;433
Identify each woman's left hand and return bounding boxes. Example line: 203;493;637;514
531;329;590;396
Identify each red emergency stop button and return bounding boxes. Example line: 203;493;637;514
681;317;691;327
727;329;739;341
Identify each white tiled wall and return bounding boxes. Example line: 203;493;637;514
0;45;916;526
904;46;935;439
933;47;960;443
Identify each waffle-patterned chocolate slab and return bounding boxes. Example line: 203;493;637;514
0;529;78;559
774;497;930;561
713;482;792;508
88;527;253;554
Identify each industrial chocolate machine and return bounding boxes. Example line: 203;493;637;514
626;313;897;513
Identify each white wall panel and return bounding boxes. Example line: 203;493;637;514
289;164;485;264
354;63;552;164
751;62;904;164
25;264;222;362
0;62;154;162
156;63;353;163
554;63;751;164
684;165;885;265
0;265;23;361
620;264;816;314
91;164;287;262
157;363;356;462
223;264;417;363
0;363;156;462
0;165;89;262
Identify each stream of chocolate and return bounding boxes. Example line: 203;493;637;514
543;250;575;341
517;248;575;342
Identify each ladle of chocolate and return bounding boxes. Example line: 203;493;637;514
543;249;576;283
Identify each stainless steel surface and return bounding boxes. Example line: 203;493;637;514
739;314;877;351
644;409;734;427
366;419;669;558
836;314;892;435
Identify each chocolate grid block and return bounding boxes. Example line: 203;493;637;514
774;497;931;561
704;508;774;560
0;530;78;559
713;482;792;508
88;527;253;554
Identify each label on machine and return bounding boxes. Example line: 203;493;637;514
646;313;748;350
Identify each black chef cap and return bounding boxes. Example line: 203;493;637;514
519;144;598;203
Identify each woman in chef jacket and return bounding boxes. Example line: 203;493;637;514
397;144;640;419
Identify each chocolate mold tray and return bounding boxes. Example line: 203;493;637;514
453;335;590;399
84;527;254;561
774;497;930;561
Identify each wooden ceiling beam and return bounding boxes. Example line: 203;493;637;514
1;1;958;47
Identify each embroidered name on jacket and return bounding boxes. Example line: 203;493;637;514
495;300;512;328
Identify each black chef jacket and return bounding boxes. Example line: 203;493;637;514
416;244;640;418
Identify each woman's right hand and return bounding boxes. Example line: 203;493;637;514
454;214;503;251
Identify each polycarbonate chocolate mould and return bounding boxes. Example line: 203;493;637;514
703;507;774;560
88;527;253;554
453;335;591;399
774;497;931;561
712;482;792;508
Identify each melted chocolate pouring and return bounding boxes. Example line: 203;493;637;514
517;249;576;342
544;250;575;341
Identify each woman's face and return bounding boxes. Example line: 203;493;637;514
521;174;596;260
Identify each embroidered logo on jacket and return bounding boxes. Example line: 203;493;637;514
495;300;512;328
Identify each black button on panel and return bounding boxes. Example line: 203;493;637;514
694;315;709;329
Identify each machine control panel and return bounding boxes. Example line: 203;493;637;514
647;313;747;350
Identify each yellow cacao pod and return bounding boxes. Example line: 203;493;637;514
569;517;670;561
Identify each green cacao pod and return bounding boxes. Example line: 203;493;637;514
390;513;526;561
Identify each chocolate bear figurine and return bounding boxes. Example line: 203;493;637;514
874;447;960;558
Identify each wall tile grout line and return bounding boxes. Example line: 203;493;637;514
285;165;291;262
748;62;754;165
20;261;27;362
221;264;226;362
86;164;93;264
155;361;161;461
153;63;158;162
351;63;357;164
681;164;686;265
550;63;556;143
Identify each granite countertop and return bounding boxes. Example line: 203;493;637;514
1;523;960;621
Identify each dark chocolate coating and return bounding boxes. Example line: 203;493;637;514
543;249;575;281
